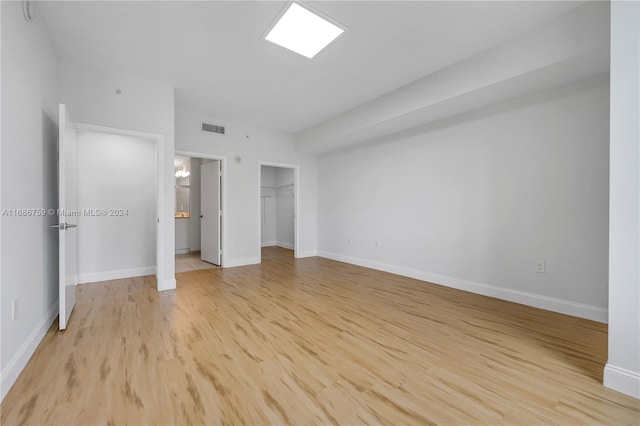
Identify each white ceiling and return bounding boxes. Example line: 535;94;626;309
38;1;585;134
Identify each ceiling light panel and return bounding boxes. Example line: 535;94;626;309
265;3;345;59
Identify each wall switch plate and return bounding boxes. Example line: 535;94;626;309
347;238;352;246
536;261;545;273
374;241;379;248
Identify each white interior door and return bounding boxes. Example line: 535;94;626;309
201;161;221;265
56;104;78;330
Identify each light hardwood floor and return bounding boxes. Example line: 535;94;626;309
1;247;638;425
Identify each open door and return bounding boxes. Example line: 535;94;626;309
53;104;78;330
201;161;221;265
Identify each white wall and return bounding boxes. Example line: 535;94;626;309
604;0;640;399
59;61;176;290
261;166;277;246
76;131;156;283
175;109;317;266
1;1;59;400
276;168;294;249
317;74;610;322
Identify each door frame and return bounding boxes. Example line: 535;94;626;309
175;150;228;267
258;161;300;260
74;123;168;290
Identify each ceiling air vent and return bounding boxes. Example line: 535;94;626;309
201;122;225;135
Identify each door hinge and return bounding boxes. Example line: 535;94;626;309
219;210;222;216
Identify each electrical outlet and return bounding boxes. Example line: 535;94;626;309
347;238;352;246
535;261;545;273
12;299;18;320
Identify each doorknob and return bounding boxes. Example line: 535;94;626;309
50;223;77;230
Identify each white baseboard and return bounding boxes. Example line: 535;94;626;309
224;257;261;268
317;251;608;323
1;300;58;402
296;250;318;258
77;266;156;284
175;248;190;255
604;364;640;399
261;241;276;247
157;277;176;292
276;241;294;250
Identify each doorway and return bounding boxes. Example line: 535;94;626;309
75;129;158;284
259;163;299;259
174;154;225;272
70;122;167;292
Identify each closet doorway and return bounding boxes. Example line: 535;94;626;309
259;163;299;259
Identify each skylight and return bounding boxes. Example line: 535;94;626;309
265;3;345;59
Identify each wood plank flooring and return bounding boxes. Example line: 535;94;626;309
1;247;638;425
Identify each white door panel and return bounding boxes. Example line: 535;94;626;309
201;161;221;265
57;104;78;330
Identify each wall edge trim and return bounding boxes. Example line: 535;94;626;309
276;241;294;250
0;300;58;402
77;266;157;284
224;257;261;268
317;250;608;323
604;364;640;399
